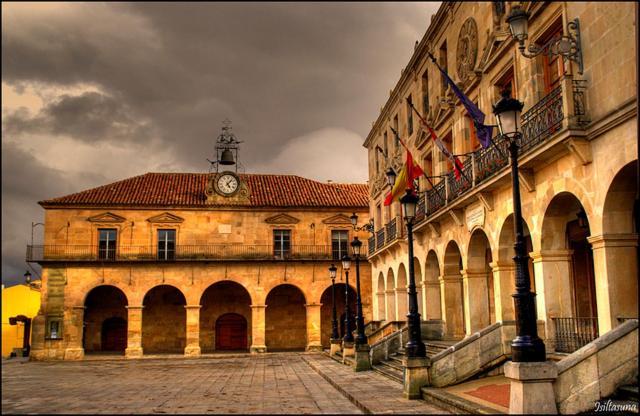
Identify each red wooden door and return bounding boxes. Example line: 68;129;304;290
215;313;247;350
101;317;127;351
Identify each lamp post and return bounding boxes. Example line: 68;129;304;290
399;189;426;358
493;90;546;362
350;236;367;346
341;255;354;344
329;264;339;341
24;270;32;285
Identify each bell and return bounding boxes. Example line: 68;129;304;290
219;149;235;165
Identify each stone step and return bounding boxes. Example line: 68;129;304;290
388;355;404;365
421;387;502;415
617;384;639;400
372;364;403;383
377;359;403;372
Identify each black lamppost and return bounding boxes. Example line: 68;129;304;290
350;236;367;345
493;90;546;362
24;270;32;285
399;189;426;358
329;264;339;341
341;255;354;343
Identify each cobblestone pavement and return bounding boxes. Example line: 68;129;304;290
2;354;362;414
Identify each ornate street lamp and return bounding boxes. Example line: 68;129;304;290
385;167;397;188
493;90;546;362
24;270;32;285
350;236;367;346
506;4;583;74
341;254;354;343
329;264;339;341
399;189;426;358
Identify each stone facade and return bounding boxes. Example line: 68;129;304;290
364;1;637;353
28;174;372;360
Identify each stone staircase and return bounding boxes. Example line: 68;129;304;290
372;341;455;384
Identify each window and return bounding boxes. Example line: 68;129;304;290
331;230;349;260
439;42;448;94
383;131;388;156
158;229;176;260
538;22;566;93
465;113;480;152
407;95;414;135
376;204;382;229
98;229;117;260
495;68;516;99
273;230;291;259
393;115;399;147
440;132;453;174
423;152;433;190
422;71;429;114
46;318;62;339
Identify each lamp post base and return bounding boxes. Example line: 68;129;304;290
330;339;342;357
353;344;371;372
342;341;355;362
504;361;558;414
511;335;547;362
402;357;431;399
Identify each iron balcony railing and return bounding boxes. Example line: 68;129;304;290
375;229;385;250
385;217;398;243
552;317;599;353
26;244;368;263
368;236;376;256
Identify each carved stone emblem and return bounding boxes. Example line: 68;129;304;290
456;17;478;84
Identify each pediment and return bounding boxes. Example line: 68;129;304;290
87;212;126;223
322;214;353;225
265;213;300;225
146;212;184;223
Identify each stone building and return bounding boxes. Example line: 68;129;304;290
365;1;637;354
27;170;372;360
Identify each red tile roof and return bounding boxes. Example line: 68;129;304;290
39;173;369;209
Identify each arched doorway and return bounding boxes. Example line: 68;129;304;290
215;313;248;350
265;284;306;351
385;268;396;321
142;285;186;354
413;257;424;319
541;192;597;352
424;250;442;321
396;264;409;321
466;229;495;333
320;283;356;347
443;241;465;339
200;281;251;352
376;272;386;321
83;285;128;354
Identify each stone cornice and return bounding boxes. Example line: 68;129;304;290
587;233;639;248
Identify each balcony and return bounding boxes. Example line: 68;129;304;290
367;216;404;256
26;244;367;263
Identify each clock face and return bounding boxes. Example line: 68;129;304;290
216;173;239;195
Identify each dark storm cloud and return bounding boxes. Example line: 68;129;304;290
1;2;440;285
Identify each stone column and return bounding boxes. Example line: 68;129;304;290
63;306;85;360
250;304;267;353
376;291;386;321
531;250;574;347
184;305;201;357
305;303;323;352
588;234;639;334
385;289;396;321
440;275;465;339
395;286;408;321
424;281;442;320
461;269;491;334
490;261;516;322
29;313;47;361
504;361;558;414
125;305;144;358
416;282;424;320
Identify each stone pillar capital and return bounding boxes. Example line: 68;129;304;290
461;269;489;279
587;233;639;249
72;306;87;310
304;303;322;308
395;286;407;292
385;289;395;294
439;274;462;282
489;261;515;271
250;304;267;309
126;305;144;310
184;305;202;309
424;281;441;287
529;250;573;263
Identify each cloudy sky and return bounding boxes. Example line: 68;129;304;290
2;2;440;286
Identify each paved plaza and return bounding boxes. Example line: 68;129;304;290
1;353;448;414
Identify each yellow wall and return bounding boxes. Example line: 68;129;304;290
2;284;41;357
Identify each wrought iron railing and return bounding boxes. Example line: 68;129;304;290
446;156;473;202
519;85;564;154
375;229;385;250
26;244;367;262
368;236;376;256
572;79;589;126
415;193;426;224
385;217;398;243
552;317;599;353
474;137;509;186
426;180;446;216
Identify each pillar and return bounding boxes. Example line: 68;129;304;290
29;313;47;361
491;261;516;322
588;234;639;334
424;281;442;320
440;274;465;339
531;250;574;347
504;361;558;414
376;291;386;321
395;286;408;321
63;306;85;360
461;269;491;334
184;305;201;357
305;303;323;352
250;304;267;353
125;305;144;358
416;282;424;320
385;289;396;321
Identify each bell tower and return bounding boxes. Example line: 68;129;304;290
205;120;250;203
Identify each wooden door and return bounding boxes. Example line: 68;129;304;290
101;317;127;351
215;313;247;350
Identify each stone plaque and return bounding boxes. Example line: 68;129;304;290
456;17;478;84
218;224;231;234
466;204;485;232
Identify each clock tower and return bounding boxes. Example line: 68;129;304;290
205;120;250;203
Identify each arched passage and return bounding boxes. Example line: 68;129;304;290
424;250;442;321
142;285;186;354
83;285;128;354
320;283;356;347
265;284;306;351
200;281;252;352
442;241;465;339
540;192;598;351
413;257;424;319
595;161;639;332
465;229;495;333
386;268;396;321
396;264;408;321
376;272;386;321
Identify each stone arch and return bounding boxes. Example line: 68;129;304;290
386;268;396;321
199;281;252;352
413;257;424;319
595;160;639;332
465;229;495;333
142;285;187;354
376;272;386;321
424;250;442;320
396;263;408;321
83;285;128;354
320;283;357;346
265;284;306;350
442;241;465;338
498;214;536;290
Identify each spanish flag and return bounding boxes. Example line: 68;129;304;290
384;149;424;206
